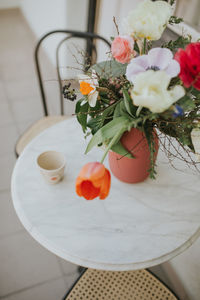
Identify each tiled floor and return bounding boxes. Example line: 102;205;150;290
0;7;179;300
0;8;79;300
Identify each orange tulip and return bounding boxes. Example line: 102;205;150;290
76;162;111;200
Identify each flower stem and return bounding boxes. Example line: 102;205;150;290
143;38;147;54
136;106;143;116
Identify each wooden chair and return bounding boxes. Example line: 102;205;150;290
63;268;179;300
15;30;111;157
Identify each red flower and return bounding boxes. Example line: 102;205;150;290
175;42;200;90
76;162;111;200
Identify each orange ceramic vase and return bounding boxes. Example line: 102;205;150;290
108;128;159;183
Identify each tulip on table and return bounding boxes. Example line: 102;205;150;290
76;162;111;200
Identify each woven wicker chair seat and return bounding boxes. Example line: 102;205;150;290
65;269;177;300
16;115;70;156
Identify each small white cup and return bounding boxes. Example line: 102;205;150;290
37;151;66;184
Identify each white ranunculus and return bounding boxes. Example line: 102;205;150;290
130;70;185;113
123;0;172;41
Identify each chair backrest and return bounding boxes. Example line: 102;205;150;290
34;30;111;116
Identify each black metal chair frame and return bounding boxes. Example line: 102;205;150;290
34;30;111;116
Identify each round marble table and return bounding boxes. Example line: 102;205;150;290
11;117;200;271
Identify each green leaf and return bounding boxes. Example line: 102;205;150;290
134;41;140;53
119;100;139;120
191;88;200;99
113;101;121;118
111;141;133;158
91;60;127;78
75;98;89;133
85;116;132;154
87;101;121;134
87;116;103;135
101;101;120;118
169;16;183;25
100;128;126;163
100;97;110;104
177;95;196;111
123;89;136;117
143;124;157;179
162;35;191;53
120;101;130;118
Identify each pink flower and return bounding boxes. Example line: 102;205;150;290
126;47;180;83
111;35;134;64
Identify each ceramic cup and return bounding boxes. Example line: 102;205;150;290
37;151;66;184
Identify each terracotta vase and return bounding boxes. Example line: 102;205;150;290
108;128;159;183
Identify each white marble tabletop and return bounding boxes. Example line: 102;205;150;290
11;117;200;271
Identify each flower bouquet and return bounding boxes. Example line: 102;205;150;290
68;0;200;200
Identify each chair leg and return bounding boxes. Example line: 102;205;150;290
77;266;86;274
62;268;88;300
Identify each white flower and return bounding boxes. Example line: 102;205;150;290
126;48;180;84
130;70;185;113
78;71;99;107
123;0;172;41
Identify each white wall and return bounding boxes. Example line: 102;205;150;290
20;0;88;78
0;0;22;9
20;0;66;67
96;0;141;62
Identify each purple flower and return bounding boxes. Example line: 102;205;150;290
172;105;184;118
126;47;180;84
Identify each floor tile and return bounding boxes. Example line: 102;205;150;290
0;81;7;99
0;124;18;155
15;118;41;136
0;231;62;297
0;153;16;191
168;238;200;300
4;78;40;102
58;258;79;276
64;272;80;290
0;60;36;81
10;96;43;123
149;264;173;289
0;190;24;238
1;277;68;300
0;83;14;126
0;9;35;47
0;99;14;126
0;45;34;66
